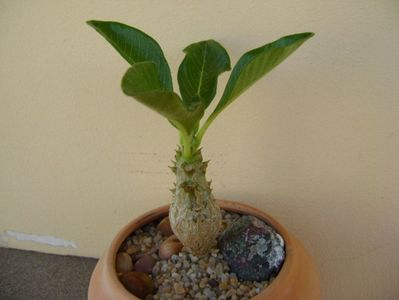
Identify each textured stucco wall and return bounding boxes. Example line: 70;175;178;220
1;1;398;299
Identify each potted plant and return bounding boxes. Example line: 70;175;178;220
86;20;320;299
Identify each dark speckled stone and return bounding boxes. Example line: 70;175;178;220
218;215;285;281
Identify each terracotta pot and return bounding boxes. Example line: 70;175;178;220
88;200;321;299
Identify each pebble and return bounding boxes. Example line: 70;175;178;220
219;215;285;281
119;272;154;298
116;252;133;273
119;210;272;299
173;282;186;295
230;276;239;287
159;235;183;260
134;254;157;274
203;287;216;298
219;281;228;290
183;260;190;270
125;244;140;255
208;278;219;288
189;254;198;262
208;256;216;267
199;277;208;289
143;237;153;247
156;216;174;237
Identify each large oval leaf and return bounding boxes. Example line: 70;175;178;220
87;20;173;91
122;62;203;133
178;40;231;110
214;32;314;116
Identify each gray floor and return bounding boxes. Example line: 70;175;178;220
0;247;98;300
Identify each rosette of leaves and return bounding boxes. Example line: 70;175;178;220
87;20;314;255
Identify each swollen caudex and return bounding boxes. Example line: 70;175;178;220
169;148;221;255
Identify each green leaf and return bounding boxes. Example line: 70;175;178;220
121;62;203;133
195;32;314;145
121;61;163;92
178;40;230;110
214;32;314;116
87;20;173;91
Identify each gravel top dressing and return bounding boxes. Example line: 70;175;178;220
116;210;284;299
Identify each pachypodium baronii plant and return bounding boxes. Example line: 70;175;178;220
87;20;314;255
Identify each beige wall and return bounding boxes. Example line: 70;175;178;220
1;0;398;299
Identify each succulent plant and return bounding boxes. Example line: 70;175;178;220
87;20;314;255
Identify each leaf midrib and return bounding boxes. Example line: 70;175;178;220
196;42;208;98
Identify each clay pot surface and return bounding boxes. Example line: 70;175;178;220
88;200;321;300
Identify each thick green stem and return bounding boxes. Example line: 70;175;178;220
171;120;193;159
179;131;191;158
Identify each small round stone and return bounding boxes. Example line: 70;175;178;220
159;235;183;260
208;256;216;267
203;287;216;298
229;276;239;287
208;278;219;288
189;254;199;262
157;217;174;237
219;281;229;290
116;252;133;273
143;237;153;247
120;272;154;298
125;245;140;255
199;277;208;288
134;254;157;274
173;282;186;295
